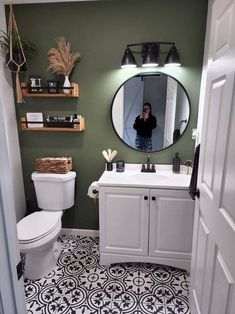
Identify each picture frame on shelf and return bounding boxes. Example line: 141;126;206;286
47;80;58;94
26;112;44;128
29;75;43;93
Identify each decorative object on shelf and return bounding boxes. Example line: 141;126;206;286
72;113;81;128
0;4;37;103
20;82;79;98
20;116;85;132
29;75;43;93
26;112;43;128
47;80;58;94
45;115;74;128
35;157;72;174
102;149;117;171
63;75;71;94
121;41;181;68
184;160;193;175
24;114;81;128
48;37;80;94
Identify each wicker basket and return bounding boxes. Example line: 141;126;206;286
35;157;72;174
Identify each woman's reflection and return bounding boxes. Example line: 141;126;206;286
133;102;157;151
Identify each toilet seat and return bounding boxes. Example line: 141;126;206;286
17;211;61;244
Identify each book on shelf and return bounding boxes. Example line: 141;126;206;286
26;112;43;128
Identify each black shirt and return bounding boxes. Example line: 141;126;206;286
133;114;157;138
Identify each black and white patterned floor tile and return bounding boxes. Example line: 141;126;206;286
24;235;190;314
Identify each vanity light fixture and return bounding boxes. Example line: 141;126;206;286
121;47;137;68
164;45;181;67
142;43;159;67
121;41;181;68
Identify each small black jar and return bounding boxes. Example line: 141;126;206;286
116;160;125;172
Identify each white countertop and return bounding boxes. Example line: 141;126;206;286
97;164;191;190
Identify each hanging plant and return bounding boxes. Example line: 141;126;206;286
0;4;37;103
0;30;37;72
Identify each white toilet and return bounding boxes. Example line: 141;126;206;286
17;171;76;280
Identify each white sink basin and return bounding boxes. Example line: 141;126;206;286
128;172;169;182
98;164;191;189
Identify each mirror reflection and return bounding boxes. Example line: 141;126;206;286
111;72;190;152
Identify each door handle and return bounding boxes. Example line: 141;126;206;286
144;196;148;200
192;188;200;199
152;196;156;201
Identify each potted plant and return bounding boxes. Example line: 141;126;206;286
184;160;193;175
0;30;37;72
102;148;117;171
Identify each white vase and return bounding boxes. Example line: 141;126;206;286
63;75;71;94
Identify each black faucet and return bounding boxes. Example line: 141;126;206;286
141;154;156;172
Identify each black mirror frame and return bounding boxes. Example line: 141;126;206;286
111;72;191;153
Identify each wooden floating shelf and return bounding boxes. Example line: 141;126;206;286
21;82;79;98
20;117;85;132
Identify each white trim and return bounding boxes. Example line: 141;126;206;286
195;0;213;146
61;228;99;238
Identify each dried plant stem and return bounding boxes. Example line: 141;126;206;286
48;37;80;76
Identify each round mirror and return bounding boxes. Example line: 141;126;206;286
111;72;190;152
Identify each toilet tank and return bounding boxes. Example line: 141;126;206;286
31;171;76;210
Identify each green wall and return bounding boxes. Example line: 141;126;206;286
11;0;208;229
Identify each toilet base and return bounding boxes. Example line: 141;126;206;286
24;241;62;280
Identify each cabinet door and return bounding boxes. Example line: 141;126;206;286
99;187;149;256
149;189;194;260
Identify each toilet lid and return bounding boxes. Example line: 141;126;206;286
17;211;61;243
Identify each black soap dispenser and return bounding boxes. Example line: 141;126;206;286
173;153;181;174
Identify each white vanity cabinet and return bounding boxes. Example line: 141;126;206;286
99;183;194;271
149;189;194;270
99;187;150;257
97;164;194;271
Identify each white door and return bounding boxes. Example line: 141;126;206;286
190;0;235;313
0;99;26;313
99;187;149;256
163;77;177;147
123;77;144;148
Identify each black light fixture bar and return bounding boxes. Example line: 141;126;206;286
126;41;175;48
121;41;181;68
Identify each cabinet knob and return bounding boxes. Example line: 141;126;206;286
144;196;148;200
152;196;156;201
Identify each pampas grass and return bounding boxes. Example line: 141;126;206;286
102;149;117;162
48;37;80;76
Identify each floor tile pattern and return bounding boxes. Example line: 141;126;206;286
24;235;190;314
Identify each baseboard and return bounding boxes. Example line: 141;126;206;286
61;228;99;238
